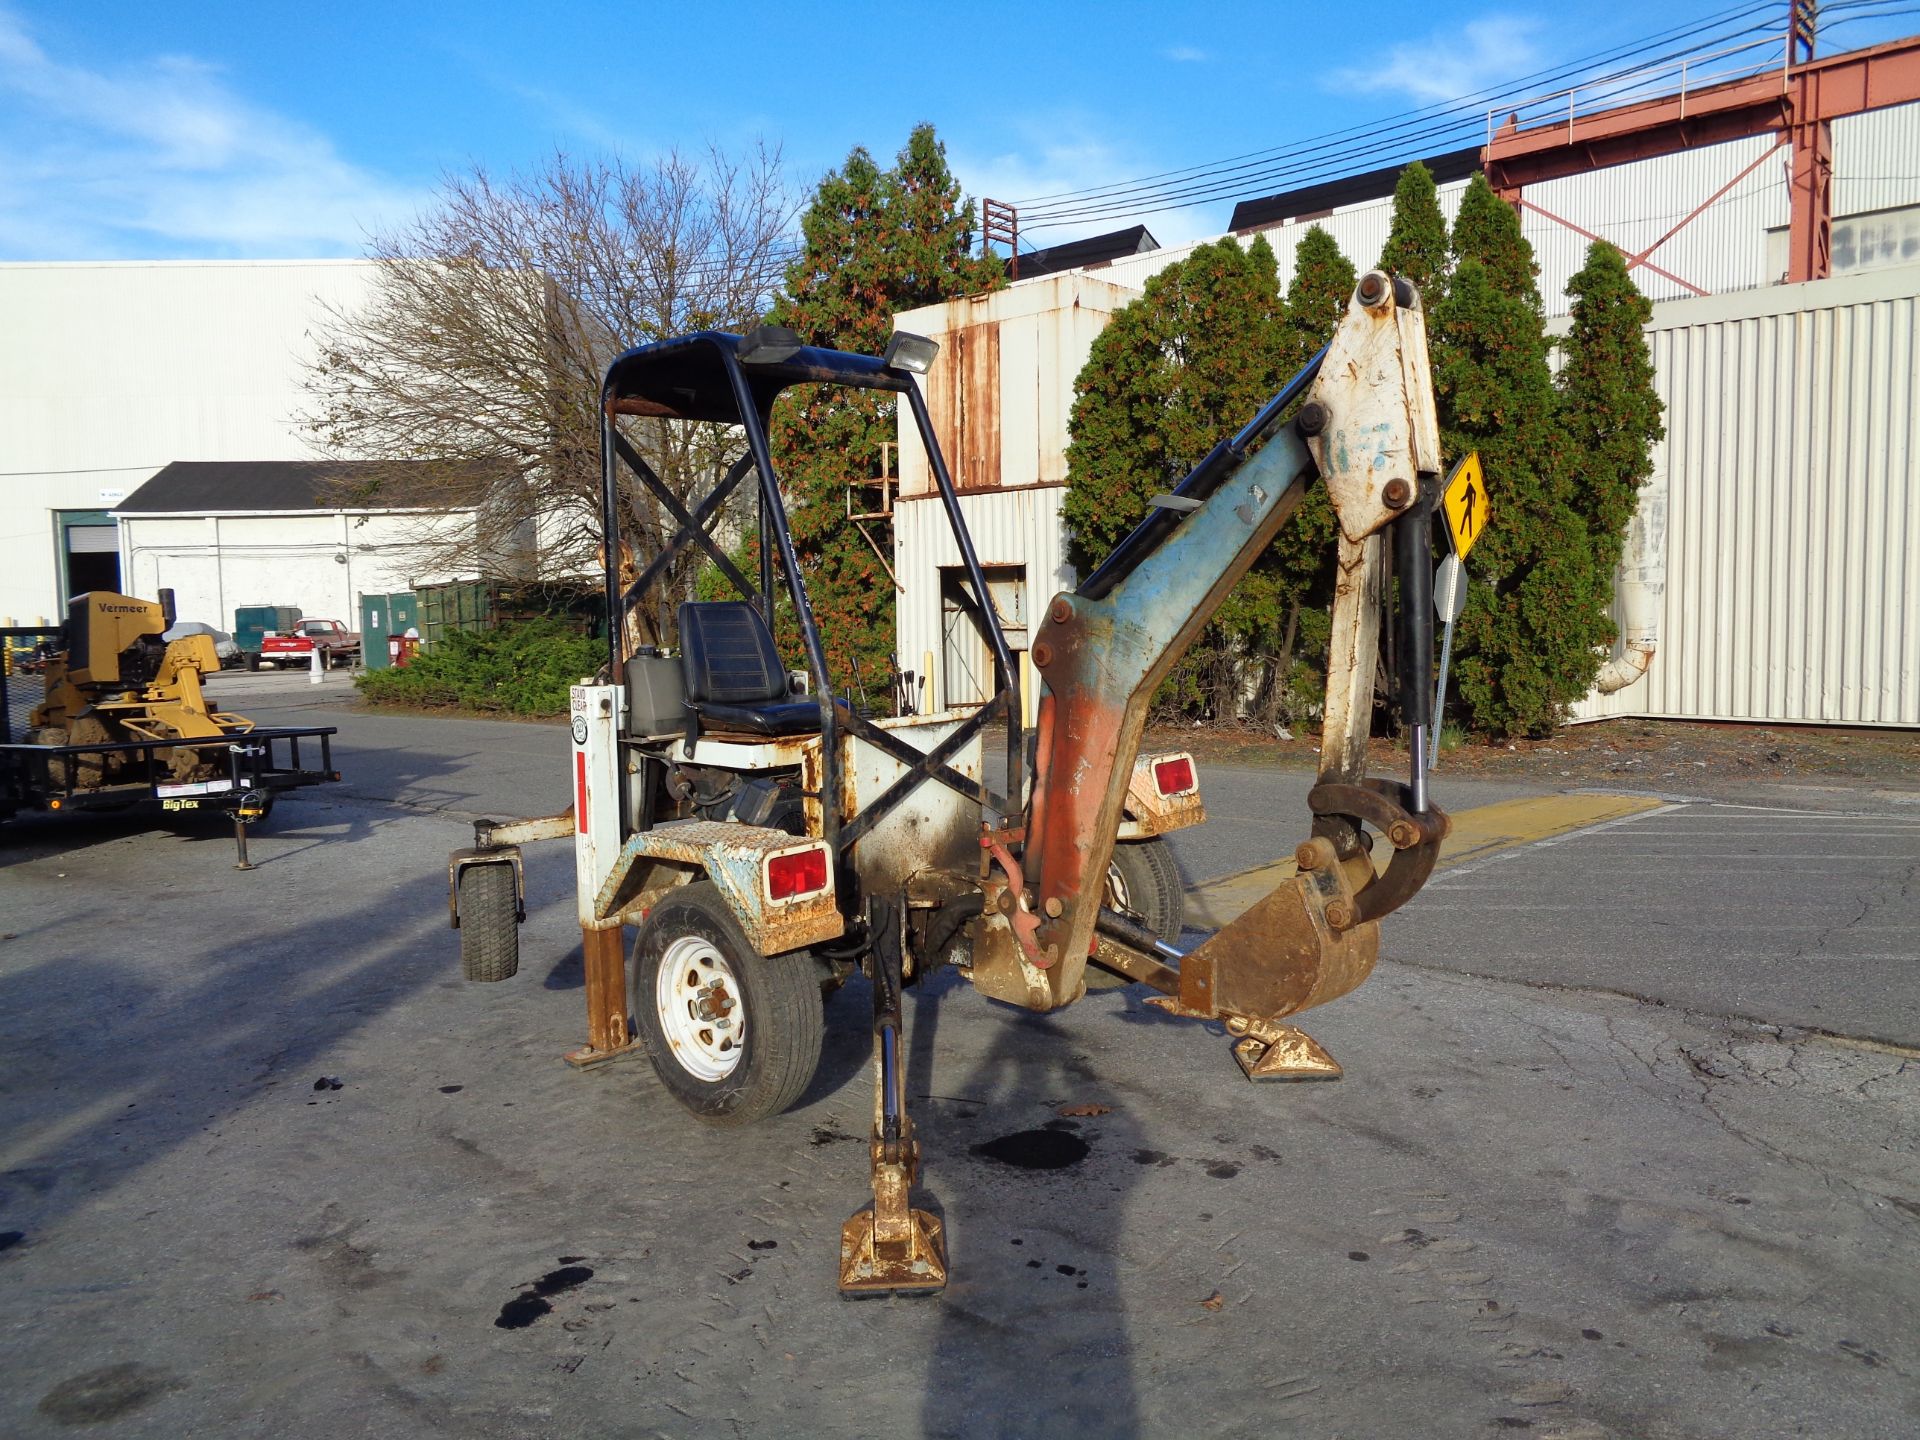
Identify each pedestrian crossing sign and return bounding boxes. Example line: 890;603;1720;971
1440;452;1488;560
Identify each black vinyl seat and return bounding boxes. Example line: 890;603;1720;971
677;601;822;742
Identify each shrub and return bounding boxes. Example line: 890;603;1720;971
355;617;602;716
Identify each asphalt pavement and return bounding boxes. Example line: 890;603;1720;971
2;676;1916;1438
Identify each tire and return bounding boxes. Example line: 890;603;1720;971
244;652;260;671
631;882;824;1127
457;862;520;982
1091;838;1186;990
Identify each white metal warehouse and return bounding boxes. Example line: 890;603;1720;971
0;261;476;629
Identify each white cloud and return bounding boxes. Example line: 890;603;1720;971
1165;46;1209;64
0;8;422;258
1332;16;1544;105
949;126;1232;255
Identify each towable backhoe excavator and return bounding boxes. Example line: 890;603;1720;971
448;269;1451;1296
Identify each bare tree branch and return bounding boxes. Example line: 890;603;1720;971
304;144;793;639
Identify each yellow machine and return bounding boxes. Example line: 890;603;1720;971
28;591;253;786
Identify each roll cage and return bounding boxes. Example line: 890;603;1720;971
596;326;1025;887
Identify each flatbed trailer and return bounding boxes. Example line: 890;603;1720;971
2;625;339;865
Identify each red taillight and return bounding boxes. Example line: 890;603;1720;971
1153;757;1195;795
767;847;829;900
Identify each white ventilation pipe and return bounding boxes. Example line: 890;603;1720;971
1592;485;1665;695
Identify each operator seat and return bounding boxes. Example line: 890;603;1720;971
676;601;822;747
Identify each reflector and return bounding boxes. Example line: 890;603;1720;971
767;846;829;900
1153;757;1195;795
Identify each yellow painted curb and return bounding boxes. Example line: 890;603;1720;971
1186;791;1669;928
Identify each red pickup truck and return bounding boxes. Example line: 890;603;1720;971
260;618;362;670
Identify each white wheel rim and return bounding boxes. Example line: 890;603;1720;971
655;935;746;1082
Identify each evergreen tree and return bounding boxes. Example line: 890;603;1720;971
1378;161;1450;301
1449;172;1540;302
1558;241;1664;574
1063;236;1288;568
1433;175;1608;737
1269;225;1358;709
768;125;1002;695
1064;235;1334;721
1281;224;1356;372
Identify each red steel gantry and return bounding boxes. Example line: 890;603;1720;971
1483;28;1920;291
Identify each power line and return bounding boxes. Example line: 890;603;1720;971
1016;11;1789;229
1012;1;1776;213
1004;4;1919;236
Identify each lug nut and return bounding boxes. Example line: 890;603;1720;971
1382;478;1412;509
1326;900;1354;930
1030;641;1053;668
1295;401;1329;437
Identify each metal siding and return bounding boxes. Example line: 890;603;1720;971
1569;264;1920;727
894;273;1139;500
1833;99;1920;221
892;487;1069;715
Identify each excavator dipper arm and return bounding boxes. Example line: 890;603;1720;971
994;272;1450;1045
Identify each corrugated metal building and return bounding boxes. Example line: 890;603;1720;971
1568;263;1919;726
1098;102;1920;311
892;274;1136;718
113;461;494;643
892;100;1920;729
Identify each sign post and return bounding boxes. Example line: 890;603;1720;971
1430;453;1486;769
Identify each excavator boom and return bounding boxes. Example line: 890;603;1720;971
975;272;1451;1053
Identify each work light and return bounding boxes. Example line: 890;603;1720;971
882;331;940;374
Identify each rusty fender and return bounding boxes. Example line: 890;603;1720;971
593;820;844;955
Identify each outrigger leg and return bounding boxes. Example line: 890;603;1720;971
839;900;946;1296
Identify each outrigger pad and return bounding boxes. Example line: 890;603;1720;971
838;1207;947;1298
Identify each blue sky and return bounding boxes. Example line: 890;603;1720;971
2;1;1914;261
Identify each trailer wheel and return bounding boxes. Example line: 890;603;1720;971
244;651;260;672
631;883;823;1127
457;862;520;982
1092;838;1185;989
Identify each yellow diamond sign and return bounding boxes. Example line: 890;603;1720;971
1440;452;1489;560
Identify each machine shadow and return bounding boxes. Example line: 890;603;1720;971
0;751;489;1247
909;971;1145;1438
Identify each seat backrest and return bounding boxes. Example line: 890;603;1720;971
677;601;788;705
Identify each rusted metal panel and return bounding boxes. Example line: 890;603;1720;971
962;321;1002;491
594;820;844;954
893;273;1140;501
892;487;1071;717
926;320;1001;491
1568;265;1920;727
840;712;984;895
